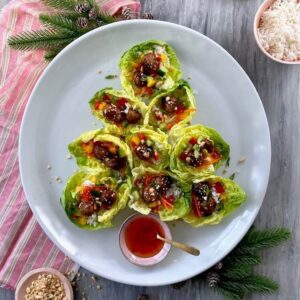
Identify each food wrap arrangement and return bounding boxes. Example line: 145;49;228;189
62;40;247;230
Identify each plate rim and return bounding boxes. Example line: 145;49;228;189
19;19;271;286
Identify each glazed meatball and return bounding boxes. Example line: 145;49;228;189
142;53;160;75
134;72;147;87
78;201;95;216
192;182;210;198
182;150;203;167
161;96;178;113
93;142;110;160
100;188;117;209
202;139;214;153
125;108;141;124
135;144;154;161
152;175;172;194
142;185;159;203
103;103;122;123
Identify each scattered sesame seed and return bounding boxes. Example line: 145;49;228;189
96;285;102;290
93;122;97;126
47;165;51;170
187;76;192;80
91;275;97;281
66;154;72;159
222;169;227;174
98;70;102;74
238;156;246;164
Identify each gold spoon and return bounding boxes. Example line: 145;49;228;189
157;234;200;256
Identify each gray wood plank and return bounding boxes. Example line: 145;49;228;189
1;0;299;299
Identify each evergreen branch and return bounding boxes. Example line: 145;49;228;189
235;228;291;254
41;0;77;11
86;0;99;11
216;285;244;300
225;252;261;267
98;10;118;23
220;275;279;295
39;14;88;34
44;48;60;61
8;29;77;50
221;265;252;279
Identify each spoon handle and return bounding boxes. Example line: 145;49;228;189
157;235;200;256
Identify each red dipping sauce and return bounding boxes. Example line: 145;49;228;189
124;216;165;258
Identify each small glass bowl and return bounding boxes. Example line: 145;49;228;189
119;213;172;267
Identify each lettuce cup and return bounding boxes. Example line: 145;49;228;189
61;171;131;230
89;88;146;133
170;125;230;180
119;40;181;103
68;129;133;178
144;80;196;133
129;166;190;221
183;176;246;227
126;126;171;170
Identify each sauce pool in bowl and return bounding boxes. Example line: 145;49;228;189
119;214;172;266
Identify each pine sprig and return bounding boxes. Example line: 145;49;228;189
221;265;252;279
39;14;87;34
44;47;65;61
41;0;77;11
8;29;77;50
202;227;291;300
97;10;117;23
224;252;261;268
235;228;291;254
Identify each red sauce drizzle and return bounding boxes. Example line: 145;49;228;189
124;216;165;258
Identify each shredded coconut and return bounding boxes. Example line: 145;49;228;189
257;0;300;61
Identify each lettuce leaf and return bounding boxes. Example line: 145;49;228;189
144;80;196;133
89;87;147;134
170;124;230;180
125;126;171;170
119;40;182;102
129;166;190;221
61;171;131;230
68;129;133;176
183;176;246;227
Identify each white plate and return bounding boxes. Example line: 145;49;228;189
19;20;271;286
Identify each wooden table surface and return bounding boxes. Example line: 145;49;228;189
1;0;299;299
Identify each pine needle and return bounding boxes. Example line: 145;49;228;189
216;285;244;300
221;275;279;295
39;14;87;34
225;252;261;267
221;265;252;279
8;29;77;50
98;10;117;23
41;0;77;11
44;47;64;61
236;228;291;254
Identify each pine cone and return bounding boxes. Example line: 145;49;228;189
206;271;220;288
214;261;224;271
121;7;135;20
76;17;88;28
172;280;187;290
75;3;90;14
137;294;148;300
141;12;154;19
88;8;97;20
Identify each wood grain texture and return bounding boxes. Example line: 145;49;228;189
1;0;299;299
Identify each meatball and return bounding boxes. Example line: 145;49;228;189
100;188;117;209
134;72;147;87
192;182;210;198
181;150;203;167
142;185;159;203
161;96;178;113
152;175;172;194
142;53;159;75
103;103;122;123
135;144;154;161
202;139;214;153
125;108;141;124
93;142;110;160
78;201;95;216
